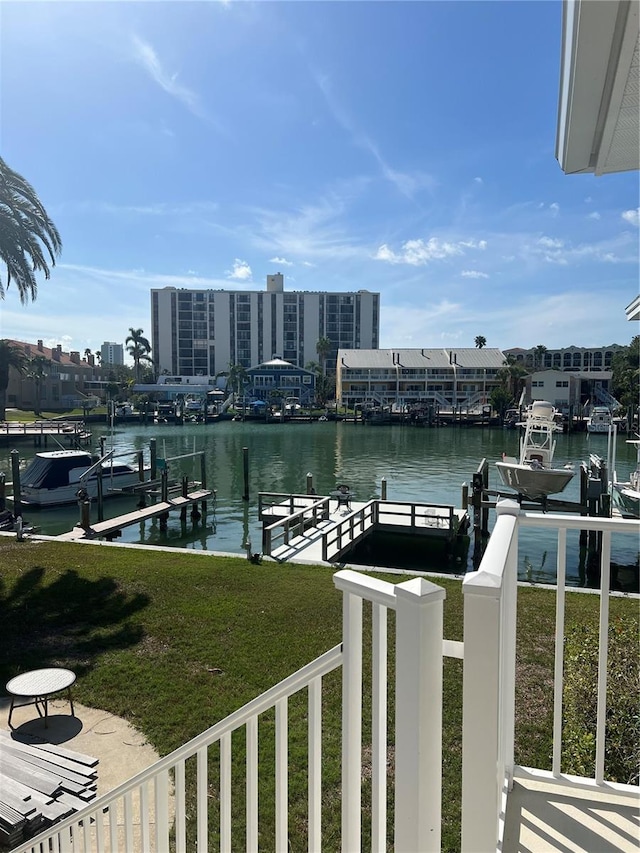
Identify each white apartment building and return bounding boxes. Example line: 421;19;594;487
100;341;124;366
150;273;380;377
503;344;626;372
336;347;506;410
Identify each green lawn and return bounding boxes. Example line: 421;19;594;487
0;538;636;851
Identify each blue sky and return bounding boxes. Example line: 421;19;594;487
1;0;638;362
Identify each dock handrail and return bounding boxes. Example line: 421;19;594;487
261;495;331;556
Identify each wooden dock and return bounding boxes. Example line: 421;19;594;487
59;489;212;541
259;493;469;564
0;730;97;847
0;421;91;447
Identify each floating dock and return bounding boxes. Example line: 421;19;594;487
258;492;469;564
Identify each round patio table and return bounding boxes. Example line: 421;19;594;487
6;667;76;729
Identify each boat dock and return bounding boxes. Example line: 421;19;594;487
59;489;212;542
258;492;469;564
0;421;91;447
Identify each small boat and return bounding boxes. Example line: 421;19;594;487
17;450;146;507
612;439;640;519
496;401;575;499
586;406;613;434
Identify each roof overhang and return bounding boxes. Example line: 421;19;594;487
626;294;640;320
556;0;640;175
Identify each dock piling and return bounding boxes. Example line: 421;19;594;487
243;447;250;501
381;477;387;500
306;472;314;495
10;450;22;519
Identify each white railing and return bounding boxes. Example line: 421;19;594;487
14;569;459;853
461;500;640;853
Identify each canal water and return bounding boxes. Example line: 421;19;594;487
1;420;638;588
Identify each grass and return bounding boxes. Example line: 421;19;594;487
4;409;88;422
0;538;637;851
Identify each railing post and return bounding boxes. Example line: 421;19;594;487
461;500;519;853
341;587;363;853
394;577;445;853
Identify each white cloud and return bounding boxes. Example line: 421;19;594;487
549;202;560;217
226;259;252;281
621;208;640;227
538;236;564;250
473;177;483;185
461;270;489;279
313;70;435;200
374;236;485;266
130;34;214;126
587;211;601;220
269;257;293;266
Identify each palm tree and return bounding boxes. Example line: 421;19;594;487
316;337;332;376
125;328;152;382
0;340;29;420
0;157;62;303
474;335;487;349
227;363;248;402
533;344;548;371
26;355;50;416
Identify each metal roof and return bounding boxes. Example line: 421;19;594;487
337;348;506;369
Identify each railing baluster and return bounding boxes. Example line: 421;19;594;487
155;769;170;851
174;760;186;853
197;746;208;852
220;732;232;851
552;527;567;776
595;529;611;784
371;602;387;853
96;807;105;853
308;677;322;853
108;803;118;852
342;588;363;853
275;698;288;851
246;716;259;852
140;781;150;853
124;791;133;851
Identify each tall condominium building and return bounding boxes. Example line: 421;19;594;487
100;341;124;366
150;273;380;376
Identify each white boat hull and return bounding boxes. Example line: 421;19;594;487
612;484;640;519
496;461;575;499
21;470;143;507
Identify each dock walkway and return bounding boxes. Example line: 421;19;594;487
0;421;90;446
259;493;469;564
59;489;212;541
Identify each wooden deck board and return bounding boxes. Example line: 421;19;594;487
0;735;98;845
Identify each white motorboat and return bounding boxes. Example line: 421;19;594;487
586;406;613;434
612;439;640;519
17;450;146;507
496;401;575;499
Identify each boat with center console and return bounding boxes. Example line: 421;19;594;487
17;449;146;507
496;401;575;499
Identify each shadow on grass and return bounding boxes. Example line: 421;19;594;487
0;566;150;681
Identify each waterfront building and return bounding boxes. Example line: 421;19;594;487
100;341;124;366
150;273;380;377
336;347;506;410
503;344;625;372
4;339;100;411
526;369;619;412
246;357;316;406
